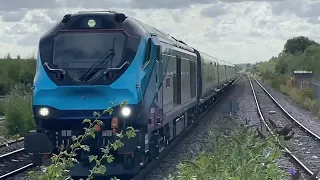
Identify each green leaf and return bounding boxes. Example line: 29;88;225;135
80;145;90;151
120;101;128;107
93;111;100;117
106;155;114;163
112;140;124;150
96;165;107;174
88;155;98;163
70;158;79;164
125;127;136;138
106;107;113;115
100;147;110;154
116;131;124;138
71;135;77;141
83;119;91;124
96;120;103;126
271;151;280;160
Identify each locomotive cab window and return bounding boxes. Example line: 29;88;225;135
143;39;151;68
166;77;170;88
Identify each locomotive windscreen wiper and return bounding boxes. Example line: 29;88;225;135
79;49;116;82
79;38;116;82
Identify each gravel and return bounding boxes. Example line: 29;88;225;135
6;166;41;180
256;78;320;137
0;141;24;156
237;75;261;127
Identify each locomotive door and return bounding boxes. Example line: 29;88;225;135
150;37;163;126
155;45;163;125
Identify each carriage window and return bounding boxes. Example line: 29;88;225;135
166;77;170;88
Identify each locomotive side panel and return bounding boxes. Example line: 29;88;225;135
180;56;192;105
162;50;176;113
161;46;198;121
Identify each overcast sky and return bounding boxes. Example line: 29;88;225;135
0;0;319;64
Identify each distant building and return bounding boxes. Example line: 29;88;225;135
293;70;313;89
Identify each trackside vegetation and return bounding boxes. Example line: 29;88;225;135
252;36;320;118
173;118;290;180
0;54;36;139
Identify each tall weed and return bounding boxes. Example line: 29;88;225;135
3;85;34;136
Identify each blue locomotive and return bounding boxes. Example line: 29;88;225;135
24;11;237;178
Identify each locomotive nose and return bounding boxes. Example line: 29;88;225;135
33;85;137;111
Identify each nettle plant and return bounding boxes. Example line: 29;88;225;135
28;101;136;180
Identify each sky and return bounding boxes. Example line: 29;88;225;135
0;0;320;64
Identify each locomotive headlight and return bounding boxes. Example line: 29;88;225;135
39;107;49;116
121;107;131;117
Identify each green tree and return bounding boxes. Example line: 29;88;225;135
283;36;319;55
5;53;11;60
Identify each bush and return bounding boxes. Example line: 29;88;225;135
278;83;320;117
3;85;34;137
175;120;290;180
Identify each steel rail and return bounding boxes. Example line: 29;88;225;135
248;74;319;179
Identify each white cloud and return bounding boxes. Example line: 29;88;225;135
1;0;320;64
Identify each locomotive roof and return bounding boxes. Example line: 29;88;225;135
40;11;234;66
41;11;195;52
40;11;146;39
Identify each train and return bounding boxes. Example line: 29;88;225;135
24;11;238;178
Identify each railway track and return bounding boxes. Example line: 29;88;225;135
0;147;34;179
249;74;320;179
0;138;24;148
0;138;34;179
